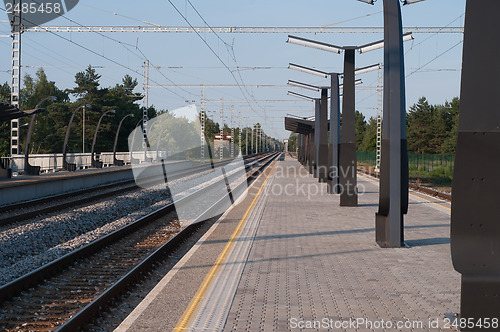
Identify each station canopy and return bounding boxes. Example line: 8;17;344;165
0;103;44;122
285;114;333;135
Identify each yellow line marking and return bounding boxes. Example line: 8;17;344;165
358;174;451;211
409;193;451;211
174;161;277;331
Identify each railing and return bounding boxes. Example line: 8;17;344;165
0;157;10;170
6;151;171;174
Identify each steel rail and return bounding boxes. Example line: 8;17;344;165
0;155;264;227
57;152;280;331
0;153;278;304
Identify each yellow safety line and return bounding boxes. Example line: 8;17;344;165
174;161;277;331
358;174;451;211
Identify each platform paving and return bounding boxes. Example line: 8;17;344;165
120;156;460;331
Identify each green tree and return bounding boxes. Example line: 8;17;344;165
19;68;69;154
21;68;69;109
69;65;102;97
359;116;377;152
441;97;460;153
288;132;298;152
406;96;460;154
0;82;11;156
355;110;367;148
407;97;436;154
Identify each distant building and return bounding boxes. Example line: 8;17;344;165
213;133;232;157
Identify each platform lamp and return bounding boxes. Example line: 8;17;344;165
24;96;56;175
288;62;378;194
62;104;91;171
91;109;116;168
356;0;421;248
113;113;134;166
287;31;413;209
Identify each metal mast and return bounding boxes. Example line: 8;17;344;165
251;124;254;154
230;106;234;158
142;60;150;158
219;98;224;160
245;118;248;156
376;66;383;170
255;124;258;154
238;111;242;156
200;84;205;163
10;0;22;156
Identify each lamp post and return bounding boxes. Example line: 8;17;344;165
130;118;143;165
356;0;417;247
113;113;134;166
91;109;116;168
62;104;91;171
143;117;160;163
288;30;412;209
155;126;170;162
24;96;56;175
451;0;500;324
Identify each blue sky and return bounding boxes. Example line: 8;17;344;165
0;0;466;140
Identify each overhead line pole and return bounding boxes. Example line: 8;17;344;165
238;111;242;156
231;106;234;158
220;98;224;160
10;0;22;156
142;60;150;161
200;84;206;164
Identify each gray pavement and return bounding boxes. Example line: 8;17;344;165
222;158;458;331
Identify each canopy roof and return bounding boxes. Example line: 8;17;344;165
0;103;44;122
285;114;336;135
284;115;314;135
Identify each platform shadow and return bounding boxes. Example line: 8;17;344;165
202;227;375;245
405;237;450;247
405;224;449;229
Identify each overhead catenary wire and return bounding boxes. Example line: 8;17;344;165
0;5;195;103
165;0;268;121
27;0;199;102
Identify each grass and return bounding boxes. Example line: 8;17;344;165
358;162;453;192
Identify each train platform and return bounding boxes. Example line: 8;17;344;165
0;160;191;206
117;155;459;331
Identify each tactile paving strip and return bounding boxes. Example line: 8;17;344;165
187;169;276;330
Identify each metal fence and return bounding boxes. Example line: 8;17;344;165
357;151;455;175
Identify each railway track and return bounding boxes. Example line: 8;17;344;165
357;167;452;201
0;152;280;331
0;154;265;228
